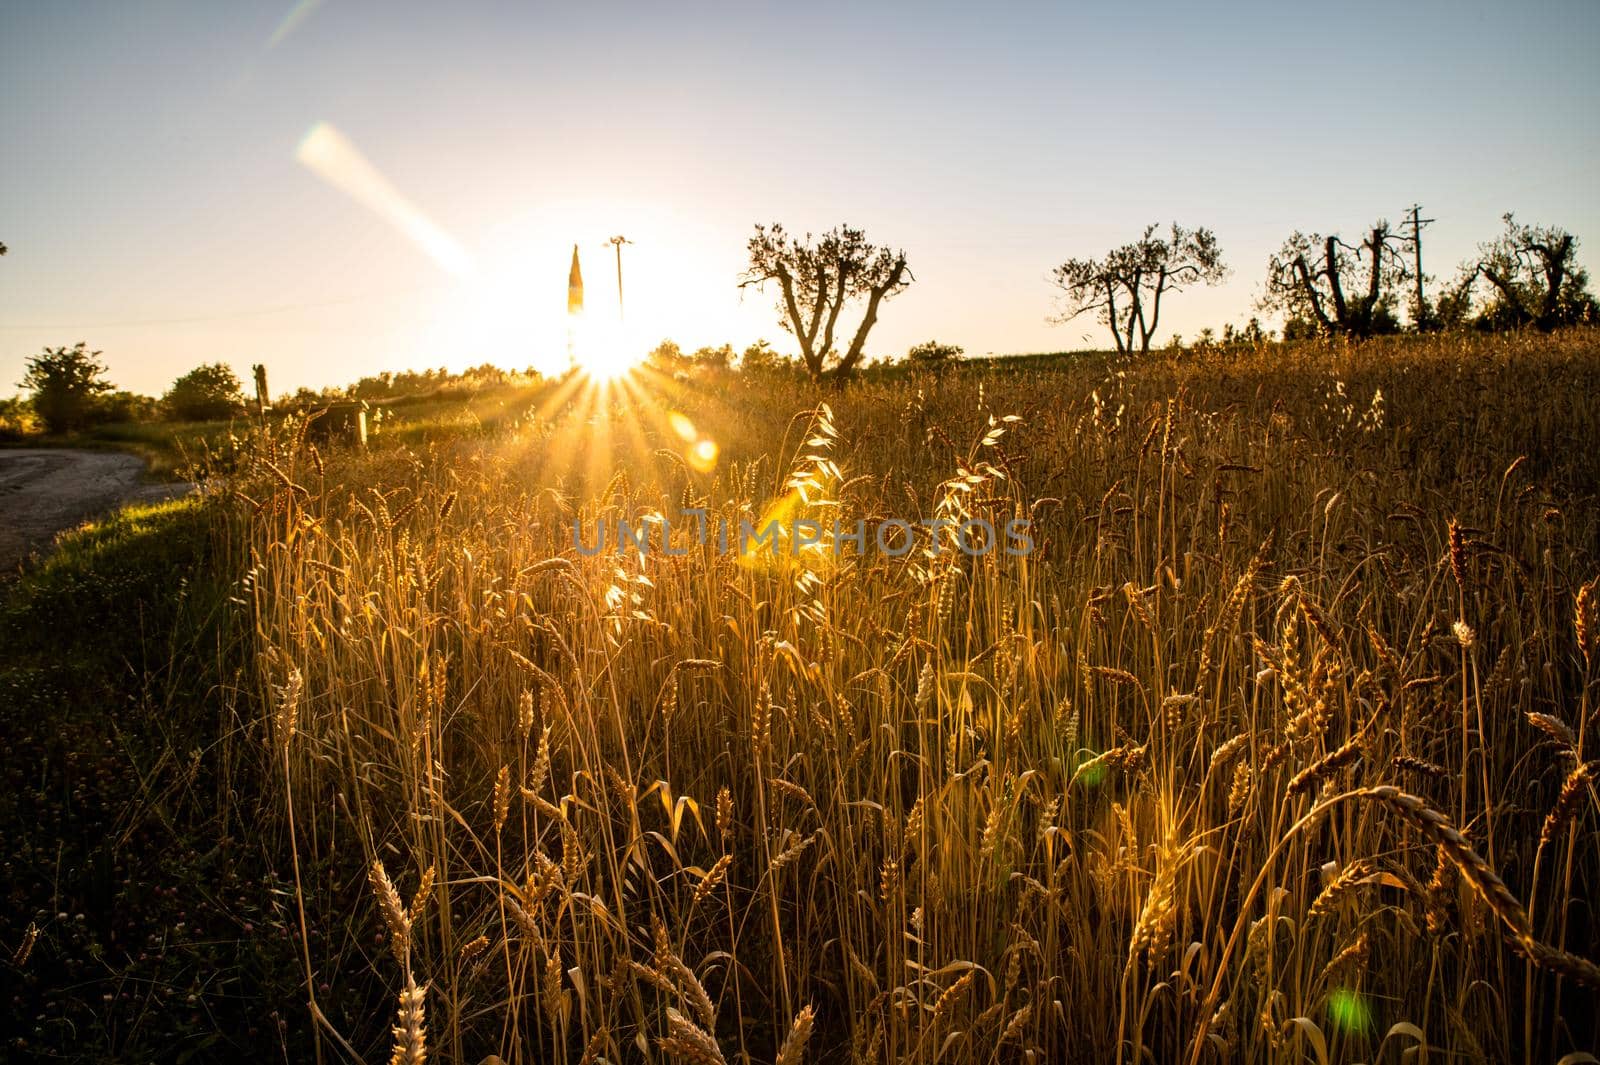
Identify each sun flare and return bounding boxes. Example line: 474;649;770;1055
571;317;647;381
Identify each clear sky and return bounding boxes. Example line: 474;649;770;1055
3;1;1598;395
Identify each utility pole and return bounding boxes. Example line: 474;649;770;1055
604;235;631;322
1402;204;1435;329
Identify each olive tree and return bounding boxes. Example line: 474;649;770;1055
1262;222;1411;338
1051;223;1226;355
1458;214;1595;331
740;223;912;380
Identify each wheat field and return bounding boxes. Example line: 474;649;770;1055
239;332;1600;1064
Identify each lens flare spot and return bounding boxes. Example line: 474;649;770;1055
668;412;698;443
268;0;324;47
737;491;800;571
1326;988;1371;1034
1076;754;1107;787
688;437;719;473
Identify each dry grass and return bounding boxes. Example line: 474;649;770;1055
236;330;1600;1062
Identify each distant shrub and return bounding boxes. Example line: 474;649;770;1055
907;339;964;364
283;386;342;412
1221;317;1271;347
739;339;790;371
100;390;160;423
691;344;733;369
1282;316;1321;341
647;340;684;367
164;363;244;422
0;395;39;440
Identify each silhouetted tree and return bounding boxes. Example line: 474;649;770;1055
1458;214;1595;331
163;362;244;421
740;223;912;380
1262;222;1410;338
1050;223;1226;356
19;343;113;433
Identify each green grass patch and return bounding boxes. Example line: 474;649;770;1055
0;496;301;1061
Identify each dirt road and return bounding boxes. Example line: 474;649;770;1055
0;449;195;573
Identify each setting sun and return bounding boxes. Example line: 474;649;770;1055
571;317;647;381
407;202;768;380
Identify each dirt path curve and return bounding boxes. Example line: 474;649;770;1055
0;449;195;573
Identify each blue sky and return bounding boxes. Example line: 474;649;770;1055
3;1;1597;394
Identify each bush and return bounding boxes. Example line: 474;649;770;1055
907;339;964;364
0;395;39;440
690;344;733;369
100;390;160;423
647;339;684;367
163;363;244;421
19;343;114;433
739;339;788;371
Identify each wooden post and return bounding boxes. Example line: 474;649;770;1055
252;363;270;415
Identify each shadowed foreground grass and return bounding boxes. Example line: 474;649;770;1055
0;499;305;1061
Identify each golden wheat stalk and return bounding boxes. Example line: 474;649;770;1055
457;934;490;965
388;971;427;1065
692;854;733;908
1577;578;1597;665
493;764;511;833
658;1006;727;1065
1526;711;1578;753
369;859;412;962
1308;859;1374;922
1541;762;1596;845
1448;519;1469;591
777;1005;817;1065
11;922;38;968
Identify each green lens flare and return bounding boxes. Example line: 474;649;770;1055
1327;988;1371;1033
